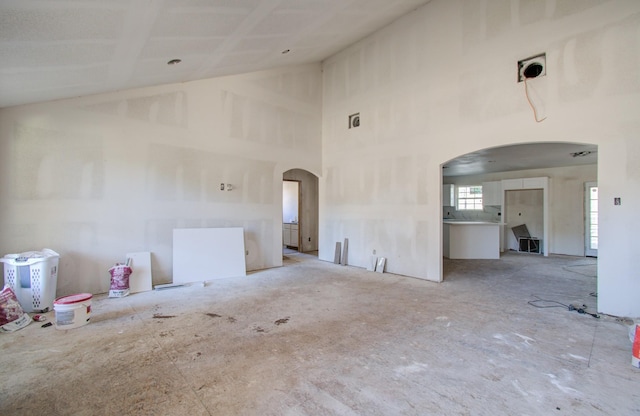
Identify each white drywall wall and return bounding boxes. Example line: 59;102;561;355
320;0;640;316
0;64;323;296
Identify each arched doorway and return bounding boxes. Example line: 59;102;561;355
283;169;319;256
441;142;597;272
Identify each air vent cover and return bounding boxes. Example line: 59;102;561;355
518;53;546;82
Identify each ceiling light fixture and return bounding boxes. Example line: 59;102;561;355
167;58;182;65
571;151;592;158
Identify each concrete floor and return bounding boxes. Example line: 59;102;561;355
1;252;638;415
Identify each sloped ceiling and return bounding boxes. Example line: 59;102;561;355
0;0;430;108
0;1;599;175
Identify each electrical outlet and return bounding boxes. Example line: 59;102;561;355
373;249;376;255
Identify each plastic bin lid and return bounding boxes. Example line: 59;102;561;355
54;293;92;305
9;249;58;258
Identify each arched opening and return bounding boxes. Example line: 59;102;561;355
283;169;319;257
441;142;598;277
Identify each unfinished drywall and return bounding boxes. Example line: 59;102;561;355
0;64;322;296
321;0;640;316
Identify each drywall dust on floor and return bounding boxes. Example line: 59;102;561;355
0;252;638;415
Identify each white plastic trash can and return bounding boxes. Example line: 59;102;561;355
0;249;60;313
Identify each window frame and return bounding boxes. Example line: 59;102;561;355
456;185;483;211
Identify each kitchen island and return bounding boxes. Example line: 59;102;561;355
443;220;500;259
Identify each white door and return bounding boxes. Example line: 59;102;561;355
585;182;598;257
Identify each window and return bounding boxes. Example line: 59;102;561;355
457;185;483;210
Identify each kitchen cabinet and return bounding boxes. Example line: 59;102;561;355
501;177;548;190
443;184;454;207
443;221;500;259
283;223;299;248
523;177;547;188
482;181;502;206
501;178;524;190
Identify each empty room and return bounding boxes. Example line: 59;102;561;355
1;1;639;414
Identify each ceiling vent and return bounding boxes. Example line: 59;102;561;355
518;53;546;82
571;151;592;158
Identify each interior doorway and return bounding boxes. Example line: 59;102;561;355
504;189;544;252
440;143;598;287
283;169;319;256
585;182;598;257
283;180;300;250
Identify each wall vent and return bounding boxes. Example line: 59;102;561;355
348;113;360;129
518;53;546;82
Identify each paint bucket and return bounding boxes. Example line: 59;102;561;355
633;324;640;368
53;293;92;330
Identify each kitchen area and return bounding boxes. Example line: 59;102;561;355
442;177;548;259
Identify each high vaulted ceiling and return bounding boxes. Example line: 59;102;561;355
0;1;599;176
0;0;431;109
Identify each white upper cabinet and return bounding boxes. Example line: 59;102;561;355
501;177;548;190
443;184;454;207
482;181;502;206
523;177;547;188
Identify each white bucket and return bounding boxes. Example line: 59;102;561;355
54;293;92;330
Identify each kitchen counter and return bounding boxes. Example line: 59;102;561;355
443;221;500;259
443;220;499;225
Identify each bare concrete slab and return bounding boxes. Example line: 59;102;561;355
0;253;637;415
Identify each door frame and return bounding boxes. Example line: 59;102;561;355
585;181;598;257
282;179;301;251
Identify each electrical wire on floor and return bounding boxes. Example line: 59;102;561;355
562;264;597;277
524;77;547;123
528;295;600;318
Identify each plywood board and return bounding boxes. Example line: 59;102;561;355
341;238;348;265
173;228;246;284
126;251;152;293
